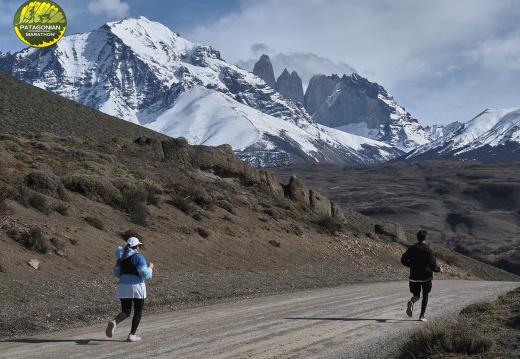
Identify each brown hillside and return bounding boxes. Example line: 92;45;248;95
271;161;520;276
0;71;517;340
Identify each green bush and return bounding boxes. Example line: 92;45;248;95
84;217;104;230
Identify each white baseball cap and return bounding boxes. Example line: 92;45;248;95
127;237;142;247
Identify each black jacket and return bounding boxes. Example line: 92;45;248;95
401;242;441;281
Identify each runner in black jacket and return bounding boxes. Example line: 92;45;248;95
401;230;443;321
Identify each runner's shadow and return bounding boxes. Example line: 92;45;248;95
284;317;409;323
2;338;118;345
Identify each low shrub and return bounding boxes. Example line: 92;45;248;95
460;301;496;316
84;217;104;230
54;202;69;216
27;192;51;215
218;200;235;214
50;237;64;250
192;212;204;222
7;226;48;253
264;208;279;220
316;215;343;235
269;239;281;247
0;183;14;217
62;175;119;204
122;229;141;241
118;188;149;226
170;194;194;215
197;227;210;238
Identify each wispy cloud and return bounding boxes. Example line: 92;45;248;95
88;0;130;18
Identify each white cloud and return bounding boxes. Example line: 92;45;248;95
236;52;357;89
185;0;520;126
88;0;129;18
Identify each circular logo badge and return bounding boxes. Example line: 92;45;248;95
13;1;67;48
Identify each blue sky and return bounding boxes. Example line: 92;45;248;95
1;0;519;127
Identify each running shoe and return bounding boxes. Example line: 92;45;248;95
127;334;142;342
105;320;116;338
406;300;413;317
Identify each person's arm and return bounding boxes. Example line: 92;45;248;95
429;249;443;273
113;245;125;278
113;262;121;278
133;254;153;279
401;247;411;267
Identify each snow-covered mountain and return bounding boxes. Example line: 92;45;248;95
0;16;403;167
404;108;520;162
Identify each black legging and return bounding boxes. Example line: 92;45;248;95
411;293;429;316
410;280;432;317
114;298;145;335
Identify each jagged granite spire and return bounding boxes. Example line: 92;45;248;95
276;69;304;105
304;73;433;152
252;54;276;89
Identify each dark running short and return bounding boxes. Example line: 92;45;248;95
409;280;432;296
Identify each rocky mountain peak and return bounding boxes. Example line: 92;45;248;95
252;54;276;89
275;68;304;105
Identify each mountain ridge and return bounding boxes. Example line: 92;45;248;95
404;107;520;162
0;16;402;167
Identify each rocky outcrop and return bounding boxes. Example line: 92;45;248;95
305;73;390;128
283;176;335;217
276;69;304;105
304;74;342;118
375;223;407;243
252;54;276;89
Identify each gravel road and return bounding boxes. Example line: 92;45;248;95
1;280;518;359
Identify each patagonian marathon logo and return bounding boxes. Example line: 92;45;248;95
13;1;67;48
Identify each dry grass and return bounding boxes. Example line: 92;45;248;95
398;287;520;358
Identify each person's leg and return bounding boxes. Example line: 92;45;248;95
130;299;145;335
106;298;132;337
115;298;133;324
409;281;421;302
419;281;433;318
407;282;421;316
